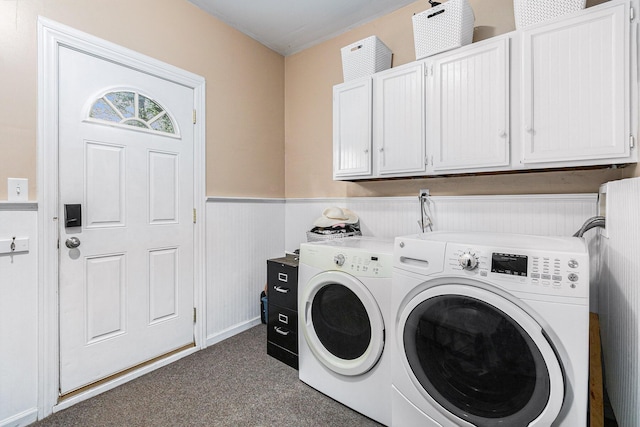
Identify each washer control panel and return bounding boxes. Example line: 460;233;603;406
445;243;589;298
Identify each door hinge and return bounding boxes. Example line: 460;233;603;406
425;156;429;165
424;65;434;77
631;5;635;21
193;307;197;323
631;134;636;148
193;109;197;124
193;208;197;224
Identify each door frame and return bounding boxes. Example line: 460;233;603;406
37;17;207;418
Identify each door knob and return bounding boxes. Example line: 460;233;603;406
65;237;81;249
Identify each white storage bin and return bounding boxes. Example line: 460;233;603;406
412;0;475;60
341;36;392;82
514;0;586;28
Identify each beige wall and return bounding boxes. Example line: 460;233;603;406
625;163;640;178
0;0;285;200
284;0;624;198
1;0;631;201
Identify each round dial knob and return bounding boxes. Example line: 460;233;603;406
334;254;345;266
459;252;479;270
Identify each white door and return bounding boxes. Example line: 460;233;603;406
374;63;426;176
333;78;373;179
58;46;195;395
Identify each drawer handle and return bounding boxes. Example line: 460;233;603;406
278;313;289;324
274;326;290;336
274;285;289;294
278;272;288;282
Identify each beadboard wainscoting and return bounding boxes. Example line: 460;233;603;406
285;194;598;250
0;203;39;427
0;194;602;426
598;177;640;427
285;194;599;309
205;198;286;345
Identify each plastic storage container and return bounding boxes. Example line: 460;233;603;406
412;0;475;60
514;0;586;28
341;36;392;82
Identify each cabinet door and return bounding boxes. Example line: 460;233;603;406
430;38;510;172
333;78;372;178
374;63;427;176
521;2;630;164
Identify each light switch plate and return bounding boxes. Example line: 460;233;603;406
8;178;28;202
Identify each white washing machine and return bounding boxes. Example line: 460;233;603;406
391;231;589;427
298;237;394;426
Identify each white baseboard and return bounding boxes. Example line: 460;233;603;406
0;408;38;427
206;318;262;347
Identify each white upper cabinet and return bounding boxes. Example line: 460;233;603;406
429;37;510;172
331;0;637;181
374;63;426;176
333;77;372;178
520;1;632;165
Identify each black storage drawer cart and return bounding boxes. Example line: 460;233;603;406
266;255;299;369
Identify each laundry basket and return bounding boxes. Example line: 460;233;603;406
514;0;586;28
306;230;362;242
412;0;475;60
341;36;392;82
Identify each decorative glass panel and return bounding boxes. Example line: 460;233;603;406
149;115;175;133
105;92;135;118
138;95;162;121
123;119;148;128
89;99;119;122
88;90;177;136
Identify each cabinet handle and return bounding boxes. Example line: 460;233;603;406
379;147;384;152
274;326;290;336
274;285;289;294
278;313;289;324
278;272;288;282
526;128;535;135
499;131;507;138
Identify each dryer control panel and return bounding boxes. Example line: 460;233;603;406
300;240;394;278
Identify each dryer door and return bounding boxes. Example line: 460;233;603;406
399;283;564;427
300;271;385;376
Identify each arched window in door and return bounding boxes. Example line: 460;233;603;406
88;90;178;136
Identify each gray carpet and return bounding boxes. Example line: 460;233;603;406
34;325;382;426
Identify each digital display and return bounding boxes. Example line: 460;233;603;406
371;256;378;261
491;253;528;277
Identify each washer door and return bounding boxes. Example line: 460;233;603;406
300;271;385;376
399;283;564;427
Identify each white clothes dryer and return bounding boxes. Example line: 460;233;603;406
391;231;589;427
298;237;394;426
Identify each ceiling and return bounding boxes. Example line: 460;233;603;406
188;0;418;56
